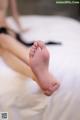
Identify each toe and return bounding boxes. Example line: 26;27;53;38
32;45;37;53
44;84;59;96
32;45;37;50
34;41;38;48
38;41;45;49
29;47;35;57
49;82;60;91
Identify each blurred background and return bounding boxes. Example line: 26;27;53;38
9;0;80;20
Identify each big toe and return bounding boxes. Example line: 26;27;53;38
37;41;45;49
34;41;38;48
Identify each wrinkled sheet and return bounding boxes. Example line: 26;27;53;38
0;16;80;120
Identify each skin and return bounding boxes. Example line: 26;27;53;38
0;0;59;95
0;35;60;96
0;34;37;81
29;41;60;96
1;47;36;80
0;0;29;32
0;0;37;81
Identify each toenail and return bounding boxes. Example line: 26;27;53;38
34;42;38;46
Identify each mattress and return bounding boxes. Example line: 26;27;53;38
0;15;80;120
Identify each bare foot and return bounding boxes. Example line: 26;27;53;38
29;41;60;96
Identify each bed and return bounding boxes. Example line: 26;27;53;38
0;15;80;120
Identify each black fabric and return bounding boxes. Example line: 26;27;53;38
0;27;62;47
0;27;33;47
0;27;8;34
16;33;34;46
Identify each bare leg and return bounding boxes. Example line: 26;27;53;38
0;35;60;96
0;34;37;80
0;34;29;65
1;47;36;80
29;41;60;96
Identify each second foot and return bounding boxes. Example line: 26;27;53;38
29;41;60;96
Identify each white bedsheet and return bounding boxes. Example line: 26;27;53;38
0;16;80;120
